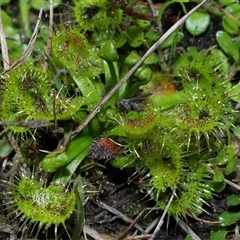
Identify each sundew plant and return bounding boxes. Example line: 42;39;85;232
0;0;240;239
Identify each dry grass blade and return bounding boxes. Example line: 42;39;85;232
96;201;146;234
83;225;106;240
178;219;202;240
43;0;53;71
225;179;240;191
0;5;9;70
0;120;54;128
116;207;160;240
2;0;45;74
71;0;209;138
0;4;9;105
149;189;175;240
146;0;157;17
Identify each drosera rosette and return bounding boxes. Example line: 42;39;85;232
1;64;51;133
117;98;159;140
51;23;103;111
72;0;123;34
0;166;76;239
155;151;214;219
158;47;237;146
1;64;85;133
137;132;184;195
137;135;215;220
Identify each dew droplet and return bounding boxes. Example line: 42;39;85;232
192;94;198;100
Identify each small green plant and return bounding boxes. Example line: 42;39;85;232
1;167;76;239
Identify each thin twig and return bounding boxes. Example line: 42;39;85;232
117;207;160;240
0;120;54;128
71;0;209;138
96;201;146;234
186;212;220;224
6;132;23;166
1;153;20;179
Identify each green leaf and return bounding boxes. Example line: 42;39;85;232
137;67;153;82
225;156;238;175
228;194;240;206
53;146;91;185
127;26;144;48
222;15;239;35
216;31;239;62
89;117;101;137
160;32;184;49
210;228;227;240
124;51;141;66
213;167;225;182
144;53;160;64
113;34;127;48
185;11;210;36
40;151;70;173
98;40;119;62
225;3;240;16
65;133;93;161
41;133;93;173
219;211;240;226
213;181;226;193
74;111;88;124
215;145;235;166
146;30;161;41
72;75;100;111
